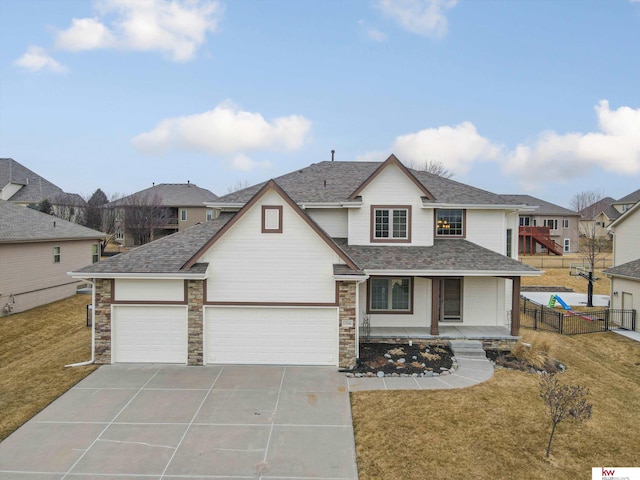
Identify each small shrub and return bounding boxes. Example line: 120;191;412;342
420;351;441;361
512;333;553;371
387;347;405;356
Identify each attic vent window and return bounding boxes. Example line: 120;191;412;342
262;205;283;233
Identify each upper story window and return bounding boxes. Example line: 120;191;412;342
206;209;213;221
262;205;283;233
543;219;558;230
92;244;100;263
519;217;530;227
435;209;464;237
562;219;569;228
53;246;61;263
371;206;411;243
180;209;187;222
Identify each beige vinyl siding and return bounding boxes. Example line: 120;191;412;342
466;210;504;253
613;209;640;266
0;239;97;316
202;189;343;303
462;277;507;326
114;279;185;302
306;208;348;238
609;277;639;332
178;207;211;231
347;163;433;246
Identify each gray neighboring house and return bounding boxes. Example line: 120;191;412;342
612;187;640;215
0;158;86;223
108;183;219;247
502;194;580;254
578;196;620;240
0;199;105;317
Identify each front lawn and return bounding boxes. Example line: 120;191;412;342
0;294;98;441
351;331;640;479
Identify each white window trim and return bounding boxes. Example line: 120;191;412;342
371;206;411;243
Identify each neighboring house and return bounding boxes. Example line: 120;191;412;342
0;158;86;223
578;196;620;240
502;194;580;255
603;201;640;332
0;199;105;317
108;183;218;246
611;187;640;215
71;155;540;368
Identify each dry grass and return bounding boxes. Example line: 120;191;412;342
0;294;98;441
351;331;640;479
521;267;611;296
512;332;554;370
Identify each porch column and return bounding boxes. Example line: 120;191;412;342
94;278;113;364
338;281;357;370
511;276;521;336
187;280;204;366
431;278;440;335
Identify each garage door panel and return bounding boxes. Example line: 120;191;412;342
113;306;188;364
205;307;338;365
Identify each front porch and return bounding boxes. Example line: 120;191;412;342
363;325;517;341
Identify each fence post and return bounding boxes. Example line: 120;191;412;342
605;309;609;331
559;311;563;334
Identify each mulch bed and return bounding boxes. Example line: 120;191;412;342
352;342;454;376
485;349;565;374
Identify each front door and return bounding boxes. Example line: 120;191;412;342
441;278;462;322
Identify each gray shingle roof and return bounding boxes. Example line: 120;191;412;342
74;213;234;274
0;199;105;242
580;197;620;220
0;158;69;204
502;194;580;216
604;258;640;280
109;183;218;208
615;187;640;205
333;238;540;273
219;160;523;206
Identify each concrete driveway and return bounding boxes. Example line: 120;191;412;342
0;365;358;480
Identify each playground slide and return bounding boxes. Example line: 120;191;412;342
553;295;572;310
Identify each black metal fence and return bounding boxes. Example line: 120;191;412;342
520;296;636;335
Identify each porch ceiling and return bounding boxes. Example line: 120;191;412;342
333;238;540;276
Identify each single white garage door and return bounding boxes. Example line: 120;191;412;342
112;305;188;363
205;306;338;365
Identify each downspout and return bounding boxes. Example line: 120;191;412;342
65;278;96;367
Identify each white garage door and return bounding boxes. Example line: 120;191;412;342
205;306;338;365
113;305;188;363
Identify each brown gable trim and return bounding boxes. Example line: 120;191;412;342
182;179;360;271
348;154;435;201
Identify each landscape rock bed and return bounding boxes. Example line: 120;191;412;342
485;349;566;374
347;342;456;378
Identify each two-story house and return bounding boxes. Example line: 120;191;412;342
0;199;105;317
71;155;540;369
502;194;580;255
108;183;218;246
0;158;86;223
578;196;620;240
603;201;640;332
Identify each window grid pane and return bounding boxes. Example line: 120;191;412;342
375;210;389;238
392;210;407;238
391;279;410;310
436;209;463;236
370;278;388;310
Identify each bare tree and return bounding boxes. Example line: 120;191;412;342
539;374;592;458
121;192;169;246
227;179;250;194
403;159;455;178
100;193;123;249
570;190;606;307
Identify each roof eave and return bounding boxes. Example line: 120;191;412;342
69;271;208;280
364;269;542;277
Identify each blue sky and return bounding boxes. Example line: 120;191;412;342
1;0;640;208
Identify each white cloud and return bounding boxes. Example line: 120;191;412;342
366;27;388;42
503;100;640;188
358;122;500;174
13;46;69;74
131;102;312;170
377;0;458;38
54;0;223;61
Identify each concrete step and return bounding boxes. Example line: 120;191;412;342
449;340;487;359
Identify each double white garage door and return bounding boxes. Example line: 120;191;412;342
112;305;338;365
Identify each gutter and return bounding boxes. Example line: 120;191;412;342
65;278;95;368
69;272;208;280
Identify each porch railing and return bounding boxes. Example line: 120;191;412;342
520;296;636;335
